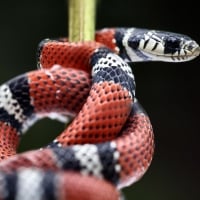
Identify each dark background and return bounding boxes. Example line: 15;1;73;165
0;0;199;199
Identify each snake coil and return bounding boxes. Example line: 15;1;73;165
0;28;199;200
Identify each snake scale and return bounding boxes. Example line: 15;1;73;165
0;28;199;200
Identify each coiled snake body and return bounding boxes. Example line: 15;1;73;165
0;28;199;200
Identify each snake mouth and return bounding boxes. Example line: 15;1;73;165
141;42;200;62
169;45;200;62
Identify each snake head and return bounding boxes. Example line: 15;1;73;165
158;31;200;62
126;29;200;62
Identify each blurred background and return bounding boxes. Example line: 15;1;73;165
0;0;199;199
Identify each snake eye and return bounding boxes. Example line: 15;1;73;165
164;36;181;54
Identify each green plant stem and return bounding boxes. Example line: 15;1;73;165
68;0;96;42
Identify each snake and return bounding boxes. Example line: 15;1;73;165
0;28;199;200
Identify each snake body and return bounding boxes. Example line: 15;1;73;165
0;28;199;200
